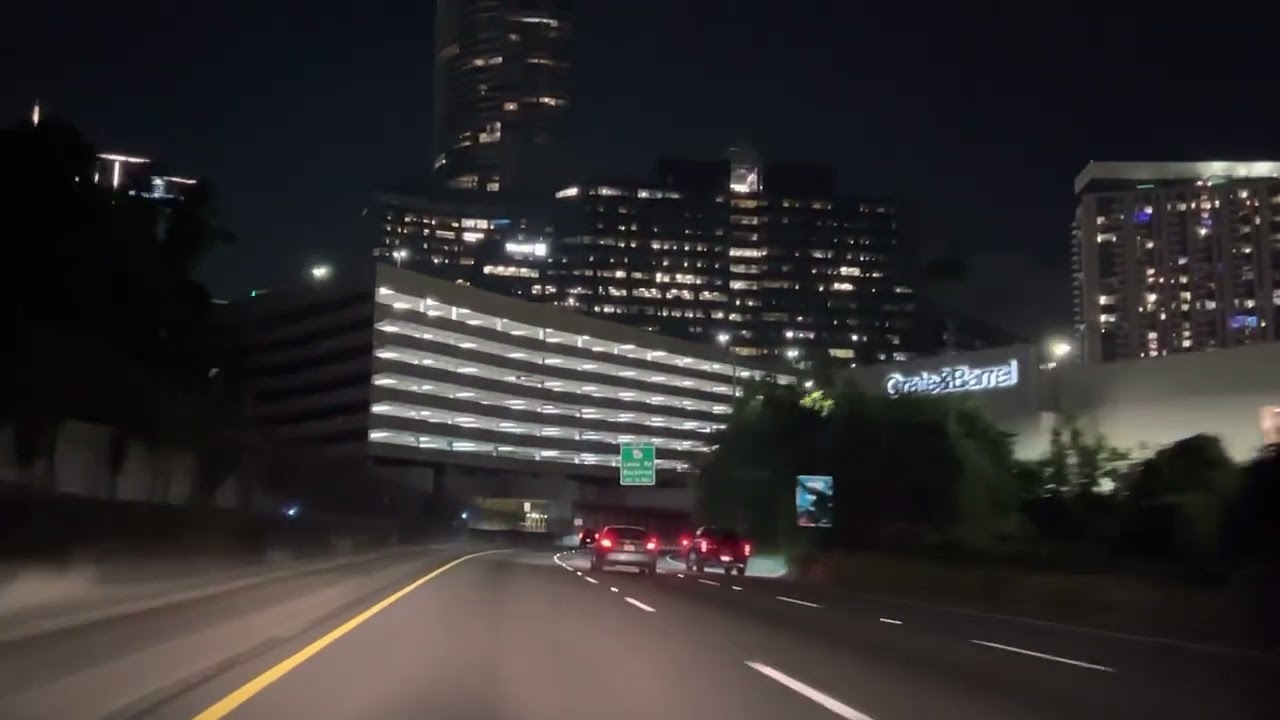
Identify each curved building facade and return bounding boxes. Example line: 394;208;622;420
433;0;573;197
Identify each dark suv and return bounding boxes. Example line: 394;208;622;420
578;527;597;548
684;526;751;576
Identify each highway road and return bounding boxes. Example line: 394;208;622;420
0;545;1273;719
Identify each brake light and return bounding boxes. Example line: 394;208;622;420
742;542;752;556
645;539;657;551
698;539;708;553
599;537;612;548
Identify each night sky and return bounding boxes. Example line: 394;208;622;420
8;2;1277;338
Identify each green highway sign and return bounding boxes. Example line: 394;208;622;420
619;443;656;486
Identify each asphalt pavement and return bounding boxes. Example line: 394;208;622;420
0;545;1274;719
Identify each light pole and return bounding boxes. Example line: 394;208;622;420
1044;338;1073;369
717;332;737;398
391;248;408;267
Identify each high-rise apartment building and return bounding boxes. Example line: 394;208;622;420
93;152;196;200
31;102;195;200
1073;161;1280;363
377;149;916;364
432;0;573;197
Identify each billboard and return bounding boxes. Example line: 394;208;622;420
795;475;833;528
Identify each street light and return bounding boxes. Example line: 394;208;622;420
391;248;408;267
716;332;738;398
310;264;332;281
1049;340;1073;359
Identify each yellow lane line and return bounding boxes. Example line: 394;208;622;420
193;549;504;719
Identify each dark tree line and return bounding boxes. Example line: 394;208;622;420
0;112;233;497
698;380;1280;580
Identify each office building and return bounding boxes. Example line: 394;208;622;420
93;152;197;200
29;101;196;199
373;191;551;296
1073;161;1280;363
376;149;916;364
432;0;574;197
545;151;915;363
232;262;792;528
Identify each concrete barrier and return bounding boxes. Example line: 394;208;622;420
0;544;425;643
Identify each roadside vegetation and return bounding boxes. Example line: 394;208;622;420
696;378;1280;646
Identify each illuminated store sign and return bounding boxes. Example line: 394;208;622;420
504;241;547;258
885;359;1019;398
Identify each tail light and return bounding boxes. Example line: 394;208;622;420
698;539;708;553
645;539;657;551
577;531;583;540
742;542;752;556
680;536;690;547
599;537;613;548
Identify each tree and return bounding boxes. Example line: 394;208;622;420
1123;434;1239;570
697;378;1022;552
0;112;233;489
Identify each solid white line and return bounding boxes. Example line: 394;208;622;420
879;618;903;625
697;579;720;586
731;586;743;591
583;576;599;584
777;595;822;608
576;571;583;576
676;573;685;578
746;662;874;719
625;597;656;612
970;640;1115;672
609;587;619;592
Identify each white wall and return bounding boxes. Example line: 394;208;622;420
1053;342;1280;461
841;342;1280;462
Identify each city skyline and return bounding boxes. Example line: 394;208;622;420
7;2;1279;341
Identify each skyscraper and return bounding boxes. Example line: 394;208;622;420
1073;161;1280;363
432;0;573;198
377;149;918;365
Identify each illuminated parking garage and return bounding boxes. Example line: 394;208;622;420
369;265;794;479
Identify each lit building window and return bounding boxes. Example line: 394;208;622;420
478;122;501;143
